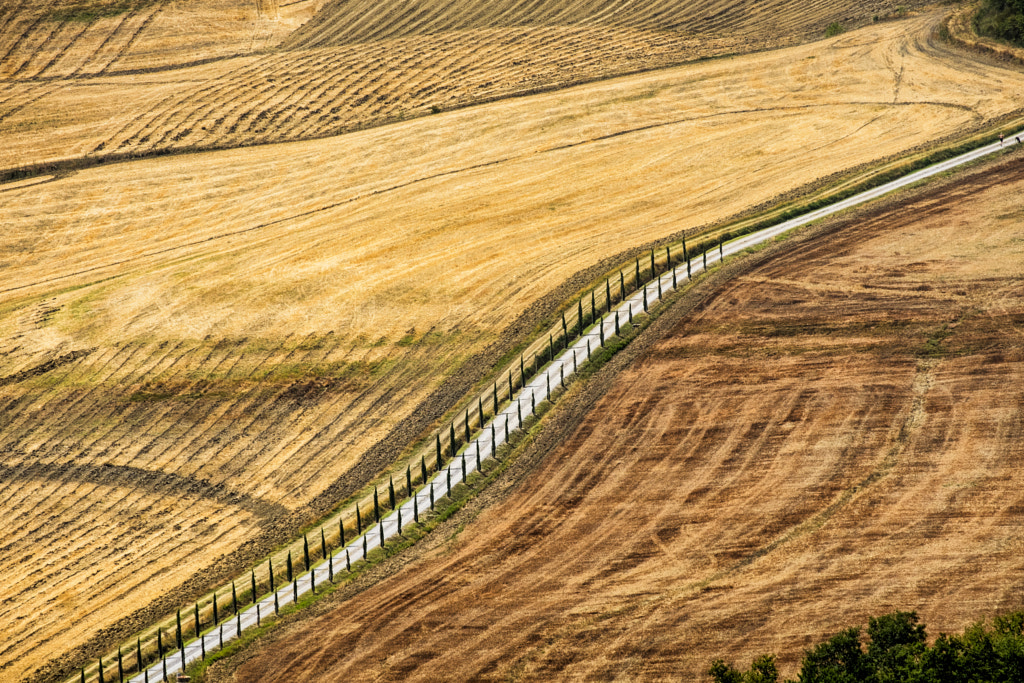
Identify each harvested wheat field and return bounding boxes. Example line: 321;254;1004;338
219;148;1024;683
0;0;915;171
3;11;1024;682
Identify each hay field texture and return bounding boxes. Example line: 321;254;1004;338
225;151;1024;683
3;3;1024;682
2;0;906;171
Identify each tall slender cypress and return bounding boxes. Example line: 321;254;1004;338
562;312;568;342
520;355;525;384
672;266;677;289
478;396;484;423
464;410;471;444
650;249;655;278
339;515;346;546
213;592;219;626
687;256;692;279
414;490;419;523
356;505;363;534
406;466;412;498
346;549;351;572
269;558;275;592
388;476;396;509
421;455;428;486
194;602;199;640
703;248;707;270
232;580;237;613
430;482;435;509
643;286;648;312
303;534;310;571
250;571;256;606
719;236;724;261
176;609;183;649
591;290;596;321
287;551;293;582
635;257;641;288
493;382;498;413
606;278;611;312
98;659;104;683
435;433;442;470
619;270;625;300
615;310;620;335
667;245;672;267
461;451;467;483
136;638;142;677
118;647;123;682
450;422;457;454
397;507;403;534
373;488;380;521
158;629;163;658
508;370;513;400
548;334;553;363
320;527;327;562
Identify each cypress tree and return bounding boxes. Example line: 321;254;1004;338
320;527;327;562
493;382;498;413
287;551;293;582
254;607;259;629
531;390;536;415
643;286;648;312
703;248;707;270
250;570;257;606
414;487;419;522
420;455;428;486
476;442;481;471
658;275;662;300
573;349;577;372
587;338;591;359
605;278;611;312
136;638;142;677
619;270;625;300
464;410;470;444
615;310;620;335
98;659;104;683
232;580;237;613
388;476;396;510
560;363;565;388
373;488;380;521
450;422;457;454
397;507;402;534
162;656;168;683
269;558;275;592
667;245;671;267
213;592;219;626
650;249;655;278
356;505;363;534
118;647;123;681
461;451;467;483
545;369;550;399
491;421;495;446
430;481;435;509
303;534;310;571
508;370;513;400
435;433;442;470
274;589;279;615
687;256;692;279
446;465;451;492
200;632;205;660
406;466;412;498
672;266;677;288
310;564;315;593
504;414;509;441
363;533;368;558
635;257;641;288
379;520;384;547
346;548;351;572
292;578;298;605
599;319;604;346
591;290;596;321
578;299;584;330
719;236;723;261
328;552;333;583
478;396;484;423
81;667;85;683
339;515;346;547
548;334;553;363
176;609;182;649
194;602;199;638
628;302;633;324
517;398;522;425
562;312;568;342
158;626;163;658
682;235;688;256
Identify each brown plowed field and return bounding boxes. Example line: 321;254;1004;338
222;153;1024;682
0;0;917;171
4;13;1024;682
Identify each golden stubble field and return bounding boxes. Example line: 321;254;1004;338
3;10;1024;683
223;149;1024;683
0;0;914;171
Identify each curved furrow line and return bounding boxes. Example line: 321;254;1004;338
2;14;62;79
15;17;86;80
65;12;131;77
0;2;56;78
95;4;162;75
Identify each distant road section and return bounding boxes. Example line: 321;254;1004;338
131;129;1024;683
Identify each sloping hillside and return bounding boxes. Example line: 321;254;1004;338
223;150;1024;683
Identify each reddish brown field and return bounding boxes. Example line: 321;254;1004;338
222;153;1024;681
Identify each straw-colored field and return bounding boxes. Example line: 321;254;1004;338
4;7;1024;683
223;148;1024;683
0;0;910;171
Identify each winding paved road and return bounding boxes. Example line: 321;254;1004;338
130;131;1022;683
